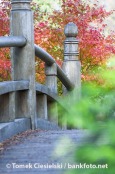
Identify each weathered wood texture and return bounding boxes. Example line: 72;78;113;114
45;63;58;124
0;81;29;95
0;81;29;123
35;45;74;91
62;22;81;128
10;0;37;129
0;118;31;142
0;36;26;47
0;0;80;136
63;22;81;92
36;83;58;102
36;94;48;120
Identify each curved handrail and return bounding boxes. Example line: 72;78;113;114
36;83;58;102
36;83;67;111
0;80;29;95
35;44;74;91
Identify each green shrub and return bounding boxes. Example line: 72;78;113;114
58;58;115;174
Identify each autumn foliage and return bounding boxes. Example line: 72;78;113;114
35;0;115;82
0;0;115;82
0;1;10;81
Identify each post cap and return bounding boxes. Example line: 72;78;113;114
11;0;31;3
11;0;31;10
64;22;78;37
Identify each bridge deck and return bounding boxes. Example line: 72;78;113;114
0;130;84;174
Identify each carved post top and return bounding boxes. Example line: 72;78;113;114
64;22;79;60
64;22;78;38
11;0;32;10
11;0;32;3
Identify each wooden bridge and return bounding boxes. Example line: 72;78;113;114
0;0;81;173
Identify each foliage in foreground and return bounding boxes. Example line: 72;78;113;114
58;58;115;174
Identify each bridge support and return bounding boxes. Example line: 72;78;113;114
36;94;48;120
10;0;37;129
62;22;81;128
0;1;82;142
45;63;58;124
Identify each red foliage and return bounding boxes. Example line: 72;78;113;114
34;0;115;82
0;1;10;81
0;0;47;82
0;48;11;81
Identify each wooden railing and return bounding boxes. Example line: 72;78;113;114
0;0;81;142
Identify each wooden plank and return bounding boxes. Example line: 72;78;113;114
0;81;29;95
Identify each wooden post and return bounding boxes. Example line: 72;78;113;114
10;0;37;129
0;93;15;122
62;22;81;128
45;63;58;124
36;94;48;120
